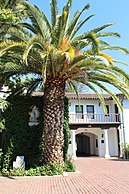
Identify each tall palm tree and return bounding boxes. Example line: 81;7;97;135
1;0;129;165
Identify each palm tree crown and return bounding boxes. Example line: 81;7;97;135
0;0;129;106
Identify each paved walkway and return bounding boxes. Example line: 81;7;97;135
0;157;129;194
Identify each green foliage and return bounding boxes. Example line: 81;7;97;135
0;8;21;24
64;157;76;172
1;168;10;176
2;94;70;170
0;97;9;109
121;142;129;159
26;163;64;176
63;97;70;161
0;117;5;132
0;97;9;132
1;163;64;176
0;0;27;25
2;94;44;170
0;159;76;176
10;168;25;176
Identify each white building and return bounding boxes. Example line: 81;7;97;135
67;93;128;159
0;90;129;159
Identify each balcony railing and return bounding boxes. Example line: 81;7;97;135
69;113;120;124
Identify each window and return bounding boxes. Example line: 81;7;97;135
87;105;94;119
75;105;83;119
96;139;98;148
105;105;109;116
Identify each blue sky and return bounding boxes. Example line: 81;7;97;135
29;0;129;92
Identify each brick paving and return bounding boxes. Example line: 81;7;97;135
0;157;129;194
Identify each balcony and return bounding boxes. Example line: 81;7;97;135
69;113;120;124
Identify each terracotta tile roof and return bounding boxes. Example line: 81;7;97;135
65;93;112;100
31;92;112;100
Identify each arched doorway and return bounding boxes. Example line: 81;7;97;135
76;133;90;156
76;132;99;157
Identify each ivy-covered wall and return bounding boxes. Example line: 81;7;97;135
63;97;70;160
1;95;70;170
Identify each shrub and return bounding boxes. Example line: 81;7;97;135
121;142;129;159
64;157;76;172
1;163;64;176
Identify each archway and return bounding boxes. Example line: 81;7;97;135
76;132;99;157
76;133;90;156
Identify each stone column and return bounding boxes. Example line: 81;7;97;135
118;127;123;158
70;130;77;160
104;129;110;158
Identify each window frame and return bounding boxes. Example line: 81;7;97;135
105;105;109;116
86;105;94;119
75;105;83;119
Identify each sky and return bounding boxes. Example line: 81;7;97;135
29;0;129;92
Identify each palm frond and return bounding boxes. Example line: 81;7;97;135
66;3;90;39
88;80;123;112
110;64;129;84
71;14;94;39
52;0;72;47
72;31;100;53
21;2;51;42
91;23;114;33
61;0;72;33
66;80;80;104
8;26;31;42
99;40;110;47
50;0;59;28
88;72;129;89
85;82;107;113
112;59;128;66
21;22;38;35
23;35;47;65
101;46;129;55
96;32;120;38
0;40;26;56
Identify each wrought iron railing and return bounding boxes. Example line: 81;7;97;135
69;113;120;123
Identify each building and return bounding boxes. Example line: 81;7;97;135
31;92;128;159
67;93;128;159
0;90;128;159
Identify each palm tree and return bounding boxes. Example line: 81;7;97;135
0;0;129;165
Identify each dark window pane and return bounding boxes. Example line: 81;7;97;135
75;105;83;119
96;139;98;148
75;105;83;113
87;105;94;119
105;105;109;116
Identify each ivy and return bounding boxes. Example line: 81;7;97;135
2;94;44;169
1;94;70;170
63;97;70;161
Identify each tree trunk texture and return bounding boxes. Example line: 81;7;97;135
43;78;65;165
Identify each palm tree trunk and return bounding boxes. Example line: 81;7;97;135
43;77;65;166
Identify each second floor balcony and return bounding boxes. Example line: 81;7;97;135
69;113;120;124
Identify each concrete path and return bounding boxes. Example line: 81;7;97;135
0;157;129;194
